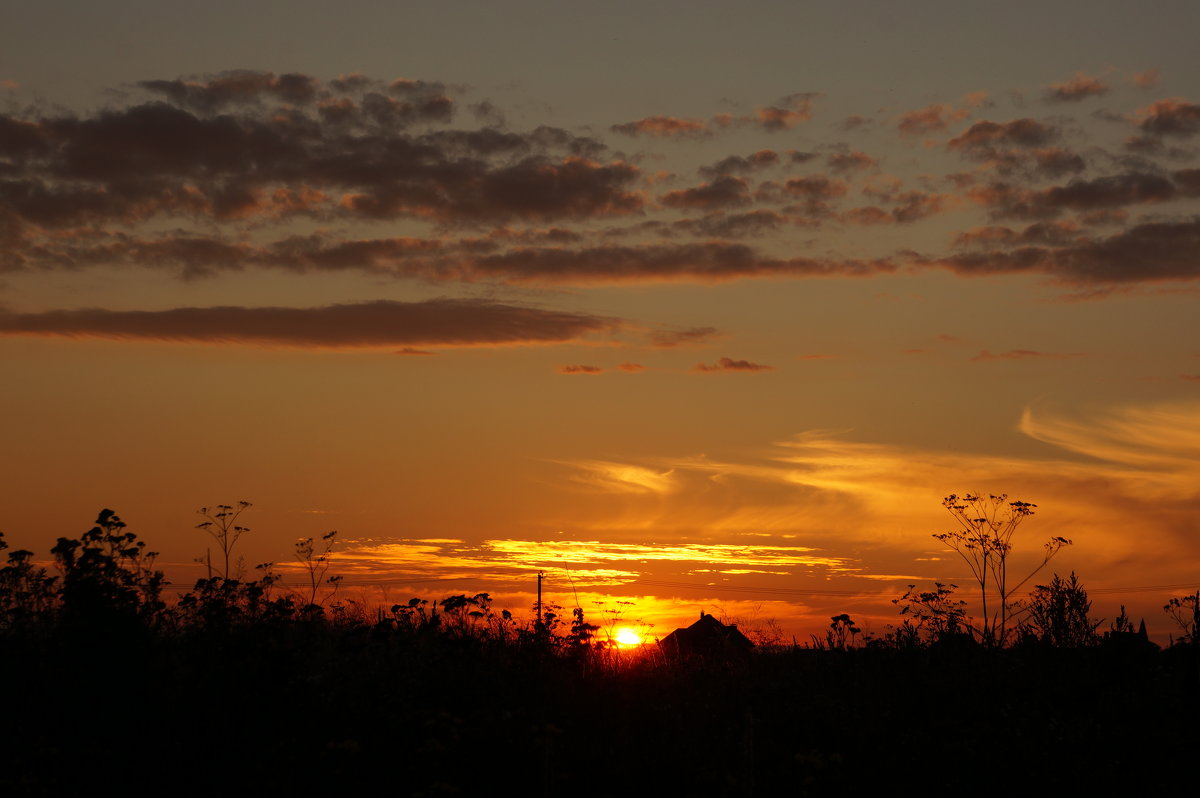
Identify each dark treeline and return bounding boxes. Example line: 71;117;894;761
2;509;1199;796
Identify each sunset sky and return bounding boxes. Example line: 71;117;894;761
2;1;1198;641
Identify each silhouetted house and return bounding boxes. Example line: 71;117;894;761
659;611;754;661
1102;619;1160;653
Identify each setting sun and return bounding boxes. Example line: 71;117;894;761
614;628;642;647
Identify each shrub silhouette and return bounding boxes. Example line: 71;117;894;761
1024;572;1101;647
49;508;166;634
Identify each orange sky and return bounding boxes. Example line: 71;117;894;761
1;2;1198;643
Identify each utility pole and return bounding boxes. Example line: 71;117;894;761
536;571;545;634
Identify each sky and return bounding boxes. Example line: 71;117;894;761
2;0;1199;642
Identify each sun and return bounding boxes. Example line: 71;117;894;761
614;627;642;647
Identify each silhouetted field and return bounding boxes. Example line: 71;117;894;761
3;615;1198;796
2;512;1198;796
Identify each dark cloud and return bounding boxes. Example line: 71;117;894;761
671;209;787;238
764;175;848;220
972;172;1191;220
934;216;1200;284
1137;99;1200;139
699;150;779;178
693;357;774;373
947;118;1060;166
559;364;603;374
0;78;632;230
660;176;751;210
1;229;898;285
610;116;709;138
1032;148;1087;179
826;150;877;176
649;326;719;347
954;221;1083;249
1045;72;1109;103
138;70;322;112
461;242;895;284
844;191;950;225
0;298;618;348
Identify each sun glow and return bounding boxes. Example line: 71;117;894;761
614;627;642;647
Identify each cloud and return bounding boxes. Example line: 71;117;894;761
0;298;619;348
610;115;710;138
712;93;817;132
947;118;1061;168
618;362;646;372
698;150;779;178
761;175;849;221
671;209;787;238
1136;98;1200;139
137;70;325;111
826;149;877;175
693;357;775;372
1;229;898;285
1133;68;1161;89
896;104;971;136
649;326;719;347
970;349;1083;361
660;176;751;210
1045;72;1109;103
967;169;1200;222
460;242;896;284
0;79;636;230
559;364;603;374
932;216;1200;284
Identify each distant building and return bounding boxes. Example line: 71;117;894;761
659;611;754;660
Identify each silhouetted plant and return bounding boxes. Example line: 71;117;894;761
390;597;435;632
176;563;296;629
0;531;58;633
934;493;1070;646
294;529;342;610
826;614;861;650
440;592;493;636
1023;572;1101;647
1163;589;1200;646
50;509;167;630
891;582;968;646
195;501;252;580
568;607;599;649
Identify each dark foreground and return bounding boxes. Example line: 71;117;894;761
3;622;1197;797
